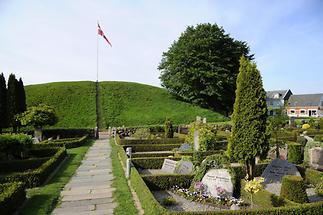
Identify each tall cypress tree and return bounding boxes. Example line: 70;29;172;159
7;74;19;131
0;73;7;133
17;78;26;113
227;56;269;180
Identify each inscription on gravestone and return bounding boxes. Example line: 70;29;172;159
201;169;233;197
309;147;323;170
176;161;193;174
261;158;301;195
161;159;177;173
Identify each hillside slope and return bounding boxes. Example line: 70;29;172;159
25;81;227;128
100;81;227;127
25;81;96;128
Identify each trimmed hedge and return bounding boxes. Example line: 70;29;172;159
131;150;223;159
42;128;95;138
0;134;33;159
0;182;26;215
123;144;182;152
287;142;303;164
280;175;308;203
39;136;88;149
314;135;323;142
0;147;67;188
142;174;194;191
0;157;49;174
118;138;185;145
132;157;183;169
28;147;61;157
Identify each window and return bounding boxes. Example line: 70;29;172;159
290;109;295;114
312;110;317;116
300;109;306;115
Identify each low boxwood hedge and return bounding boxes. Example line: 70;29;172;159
0;147;67;188
131;150;223;159
132;157;183;169
123;144;182;152
0;134;33;159
0;157;49;174
42;128;95;138
118;138;185;145
28;147;61;157
39;136;88;149
280;175;308;203
287;142;303;164
142;174;194;191
0;182;26;215
114;137;323;215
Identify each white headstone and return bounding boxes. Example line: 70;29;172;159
176;161;193;174
261;158;301;195
196;116;202;123
194;131;199;151
201;169;233;198
203;117;207;124
161;159;177;173
309;147;323;170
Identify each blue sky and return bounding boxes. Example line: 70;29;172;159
0;0;322;94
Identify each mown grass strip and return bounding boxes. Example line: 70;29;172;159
110;138;138;215
18;140;93;215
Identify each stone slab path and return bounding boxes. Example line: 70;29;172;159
52;135;116;215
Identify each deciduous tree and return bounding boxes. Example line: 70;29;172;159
158;23;253;115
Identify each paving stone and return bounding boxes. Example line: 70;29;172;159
52;136;116;214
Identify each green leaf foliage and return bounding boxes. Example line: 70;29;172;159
280;175;308;203
0;73;7;131
227;56;269;178
158;23;253;114
164;118;174;138
7;74;18;127
19;104;57;128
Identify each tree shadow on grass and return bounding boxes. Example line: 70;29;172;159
19;194;58;215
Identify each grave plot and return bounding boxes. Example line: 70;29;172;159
114;125;323;214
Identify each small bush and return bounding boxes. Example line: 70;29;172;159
40;136;88;148
314;135;323;142
0;157;49;174
0;134;33;159
297;136;307;146
142;174;193;191
287;142;303;164
0;182;26;215
164;118;174;138
280;175;308;203
316;181;323;196
162;197;177;206
132;128;151;139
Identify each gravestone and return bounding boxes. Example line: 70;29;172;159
176;161;193;174
196;116;202;123
261;158;301;195
309;147;323;170
178;143;191;151
161;159;177;173
194;131;200;151
267;146;288;160
201;169;233;198
203;117;207;124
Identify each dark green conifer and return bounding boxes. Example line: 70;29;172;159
0;73;7;133
227;56;269;179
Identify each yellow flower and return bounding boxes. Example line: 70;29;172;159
302;124;310;129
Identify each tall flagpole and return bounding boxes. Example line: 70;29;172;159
96;21;99;82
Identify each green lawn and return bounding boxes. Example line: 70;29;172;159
18;140;93;215
110;138;138;215
100;81;227;127
25;81;227;128
25;81;97;128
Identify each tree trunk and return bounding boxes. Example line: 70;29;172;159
246;158;256;180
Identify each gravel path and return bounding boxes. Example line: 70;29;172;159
52;135;116;215
153;190;224;212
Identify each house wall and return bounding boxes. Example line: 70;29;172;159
287;106;322;118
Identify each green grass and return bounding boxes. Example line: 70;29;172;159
25;81;97;128
25;81;227;128
100;81;227;127
18;140;93;215
110;138;138;215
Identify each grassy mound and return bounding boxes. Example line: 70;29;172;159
25;81;96;128
25;81;227;128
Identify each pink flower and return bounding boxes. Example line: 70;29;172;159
194;182;204;192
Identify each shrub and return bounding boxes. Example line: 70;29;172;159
132;157;182;169
142;174;193;191
0;134;32;159
302;123;311;129
0;182;26;215
42;128;95;138
132;128;151;139
162;197;177;206
0;157;49;174
0;147;67;188
314;135;323;142
123;144;182;152
186;122;217;151
280;175;308;203
40;136;88;148
297;136;307;146
316;181;323;196
118;138;185;145
164;118;174;138
287;142;303;164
